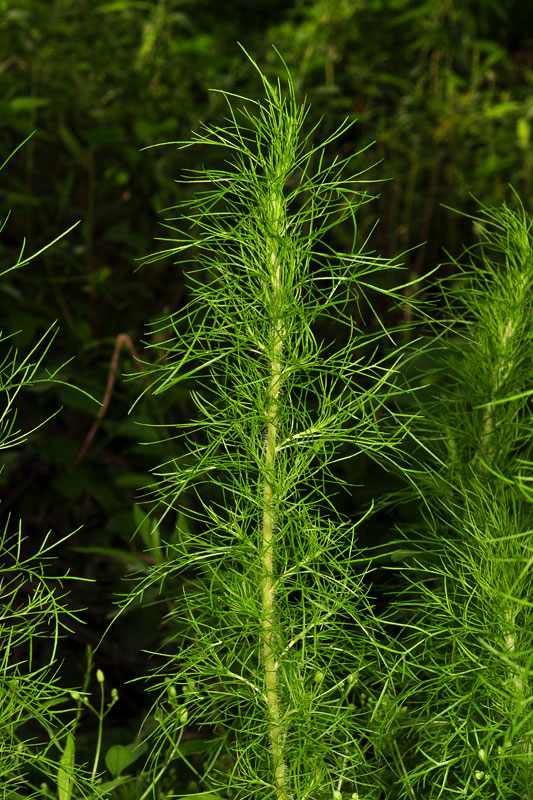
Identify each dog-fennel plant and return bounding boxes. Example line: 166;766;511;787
1;137;134;800
0;135;93;800
367;195;533;799
118;50;439;799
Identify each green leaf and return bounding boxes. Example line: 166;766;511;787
175;738;221;757
114;472;153;488
483;101;519;119
57;732;75;800
173;795;225;800
73;545;147;568
96;1;152;11
517;117;530;149
10;96;50;113
133;502;154;550
105;743;133;777
90;775;131;796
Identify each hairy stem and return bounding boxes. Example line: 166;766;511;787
477;272;527;468
260;187;289;799
474;266;532;793
477;316;513;466
503;606;532;796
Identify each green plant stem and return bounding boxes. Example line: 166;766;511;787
91;678;105;781
261;186;289;799
391;739;416;800
476;273;526;470
138;724;185;800
472;244;532;796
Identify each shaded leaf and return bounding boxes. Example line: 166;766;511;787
105;744;133;777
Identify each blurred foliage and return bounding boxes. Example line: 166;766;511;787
0;0;532;793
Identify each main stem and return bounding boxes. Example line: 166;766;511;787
473;275;532;792
260;185;290;800
503;607;532;796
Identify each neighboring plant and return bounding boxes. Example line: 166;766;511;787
369;194;533;798
118;49;439;799
0;132;83;799
0;136;136;800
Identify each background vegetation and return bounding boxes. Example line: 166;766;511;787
1;0;532;796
